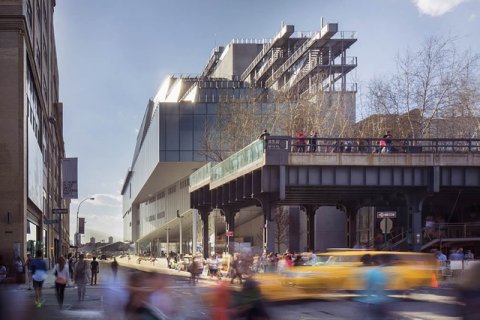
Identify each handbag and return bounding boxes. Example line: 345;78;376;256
55;275;67;284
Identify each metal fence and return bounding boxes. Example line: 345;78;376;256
265;136;480;154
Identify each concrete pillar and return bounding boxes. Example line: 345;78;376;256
166;228;170;254
192;209;198;255
179;215;183;255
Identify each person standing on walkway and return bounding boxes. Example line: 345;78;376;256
90;256;99;285
31;250;48;307
74;254;90;301
53;256;69;309
25;253;33;290
111;257;119;281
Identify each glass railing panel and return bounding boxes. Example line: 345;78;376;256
211;139;264;182
189;162;214;189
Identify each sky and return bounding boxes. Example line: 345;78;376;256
53;0;480;243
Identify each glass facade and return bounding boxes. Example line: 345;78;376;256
158;102;218;162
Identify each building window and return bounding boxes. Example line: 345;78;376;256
157;211;165;219
158;191;165;199
180;179;189;189
168;186;176;194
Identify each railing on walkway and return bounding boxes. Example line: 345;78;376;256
265;136;480;154
190;136;480;190
189;162;214;191
429;222;480;239
211;139;265;183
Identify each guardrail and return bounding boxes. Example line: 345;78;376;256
265;136;480;154
211;139;264;183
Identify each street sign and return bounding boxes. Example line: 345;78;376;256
376;211;397;219
52;208;69;214
44;219;59;225
379;218;393;234
226;231;234;237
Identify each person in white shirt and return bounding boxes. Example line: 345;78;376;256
53;256;70;309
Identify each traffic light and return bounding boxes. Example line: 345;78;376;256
79;218;85;234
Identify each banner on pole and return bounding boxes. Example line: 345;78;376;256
79;217;85;234
62;158;78;199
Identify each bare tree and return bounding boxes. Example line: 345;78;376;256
274;206;289;253
367;36;480;138
199;87;357;161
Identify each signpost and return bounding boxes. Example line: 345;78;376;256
52;208;69;215
44;219;59;225
379;218;393;234
377;211;397;248
376;211;397;219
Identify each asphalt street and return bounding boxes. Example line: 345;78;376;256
0;258;466;320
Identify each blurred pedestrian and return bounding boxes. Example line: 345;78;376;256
464;250;474;260
230;254;243;285
31;250;48;308
456;262;480;320
308;130;318;152
25;253;33;290
67;253;74;282
53;256;69;309
208;254;221;280
74;254;90;301
0;256;7;285
259;129;270;140
90;256;99;285
358;254;391;320
124;272;171;320
231;278;270;320
188;257;199;285
111;257;119;281
14;256;24;284
210;280;231;320
296;129;306;152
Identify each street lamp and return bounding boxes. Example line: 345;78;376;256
76;197;95;249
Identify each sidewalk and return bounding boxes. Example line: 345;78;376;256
114;255;192;278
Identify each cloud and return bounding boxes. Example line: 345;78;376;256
90;193;122;208
469;13;477;21
412;0;467;16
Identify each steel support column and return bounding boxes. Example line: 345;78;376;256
406;193;428;252
344;204;358;248
304;205;318;251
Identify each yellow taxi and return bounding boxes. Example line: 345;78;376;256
255;250;438;301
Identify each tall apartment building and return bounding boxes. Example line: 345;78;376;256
122;22;357;254
0;0;68;270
